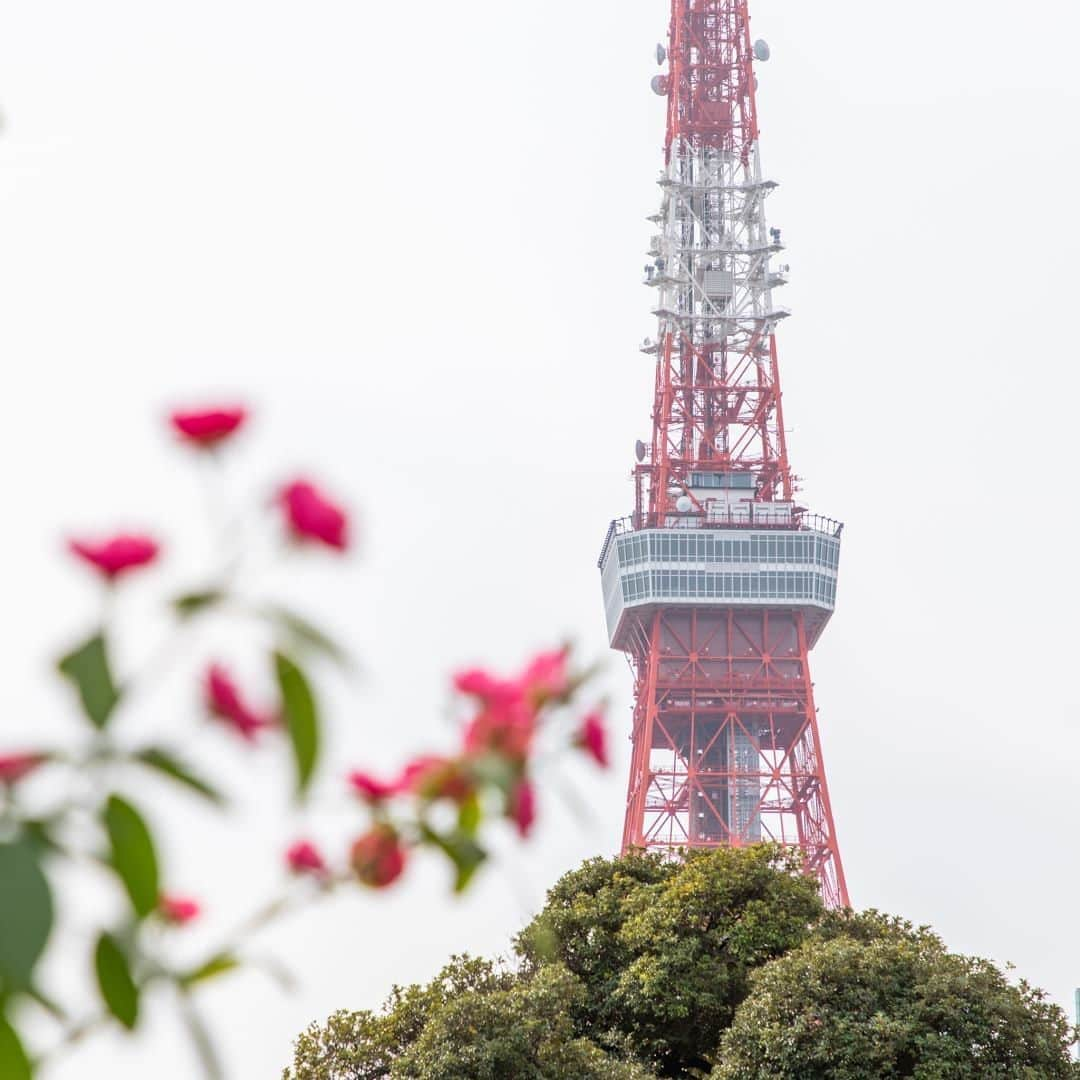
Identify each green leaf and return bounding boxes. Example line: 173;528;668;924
179;952;239;990
102;796;159;919
0;840;54;993
274;652;320;798
20;819;62;856
57;633;119;729
173;590;225;618
133;748;226;807
457;794;482;838
467;751;517;795
94;932;139;1030
420;825;487;894
0;1015;31;1080
265;606;350;669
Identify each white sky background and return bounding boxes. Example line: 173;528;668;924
2;0;1079;1075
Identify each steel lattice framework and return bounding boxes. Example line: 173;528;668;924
599;0;848;907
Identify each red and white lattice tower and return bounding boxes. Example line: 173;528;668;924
598;0;848;907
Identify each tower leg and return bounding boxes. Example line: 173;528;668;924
620;606;848;907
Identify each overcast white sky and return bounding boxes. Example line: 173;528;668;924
3;0;1080;1075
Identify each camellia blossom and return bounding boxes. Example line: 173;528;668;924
576;710;609;768
205;664;274;742
286;840;327;877
0;753;46;786
347;771;400;803
68;535;159;581
158;894;201;925
170;406;247;448
350;825;406;888
507;778;536;838
279;479;349;552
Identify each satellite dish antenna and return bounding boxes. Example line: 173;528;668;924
675;495;693;513
650;75;669;96
753;39;771;62
655;44;667;65
635;439;647;463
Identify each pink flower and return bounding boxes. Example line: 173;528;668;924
463;702;535;761
350;825;407;888
286;840;327;877
398;755;474;804
68;535;159;580
347;770;400;803
576;710;609;768
0;753;46;786
205;664;274;742
170;406;247;448
519;648;570;701
453;669;521;707
507;778;536;838
158;894;201;925
279;479;349;552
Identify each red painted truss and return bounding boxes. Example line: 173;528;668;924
621;606;848;908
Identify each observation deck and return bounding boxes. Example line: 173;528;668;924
598;511;842;652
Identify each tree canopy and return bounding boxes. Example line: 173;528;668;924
284;848;1078;1079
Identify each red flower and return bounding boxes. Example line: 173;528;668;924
0;753;46;786
347;771;400;803
507;778;536;838
170;406;247;448
205;664;274;742
279;480;349;551
463;702;535;761
350;825;407;888
519;648;570;702
576;710;609;768
69;535;159;581
286;840;327;877
158;894;200;925
454;669;521;707
398;755;474;804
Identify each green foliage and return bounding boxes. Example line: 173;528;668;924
275;652;320;798
133;747;226;807
0;1015;32;1080
102;795;160;919
418;824;487;894
94;932;139;1029
712;931;1079;1079
394;964;651;1080
179;952;240;990
287;847;1080;1080
172;590;225;618
265;605;351;669
612;846;823;1072
0;840;54;995
57;632;119;729
283;955;516;1079
515;849;679;1051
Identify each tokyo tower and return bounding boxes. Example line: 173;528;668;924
598;0;848;907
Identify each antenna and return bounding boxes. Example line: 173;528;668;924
635;439;647;463
753;39;771;62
